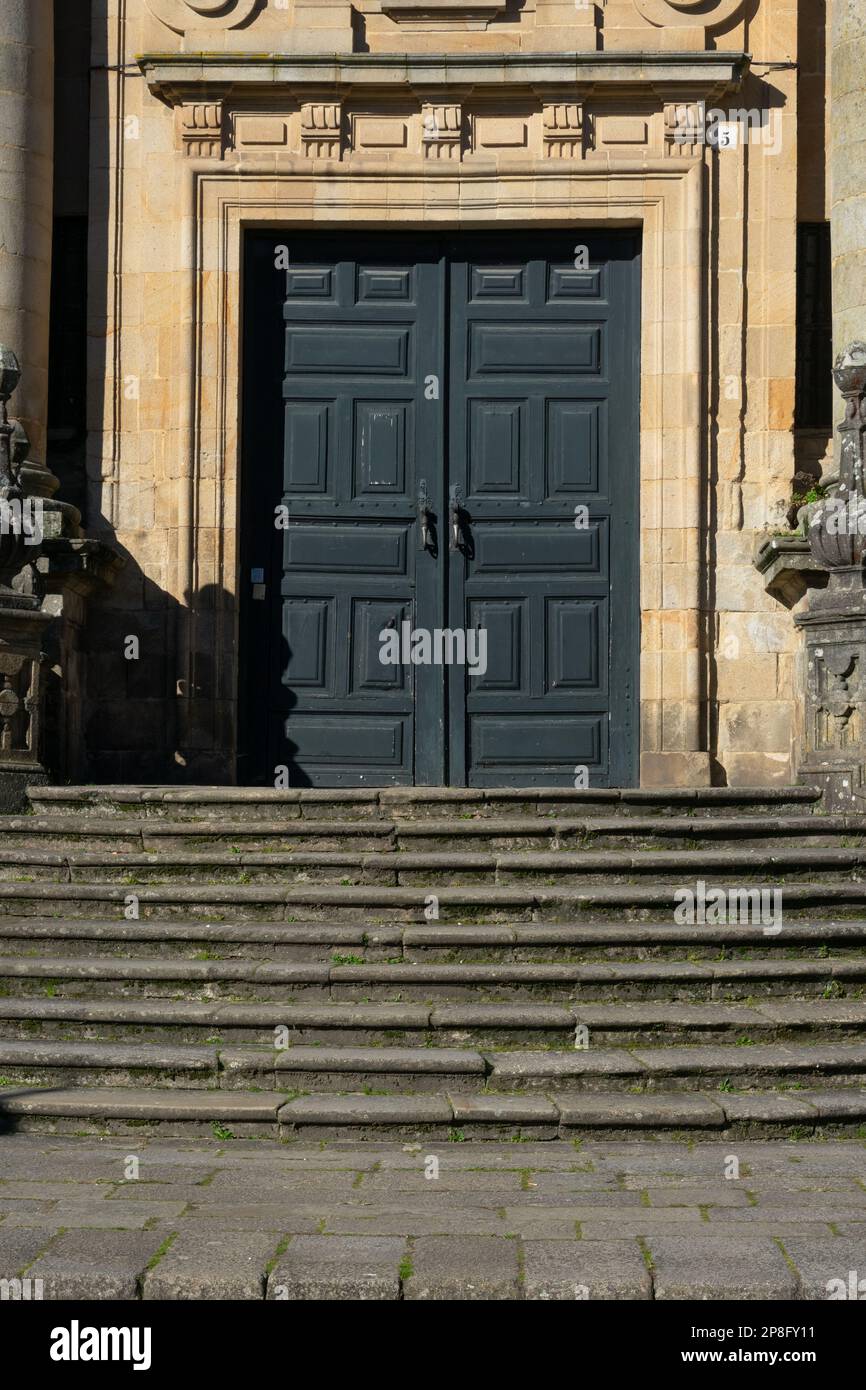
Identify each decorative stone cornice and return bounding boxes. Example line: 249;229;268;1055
140;51;750;107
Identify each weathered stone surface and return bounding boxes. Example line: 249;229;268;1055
522;1239;652;1300
648;1235;799;1300
404;1236;520;1300
143;1232;282;1300
279;1095;453;1126
555;1094;725;1128
274;1047;484;1075
449;1094;558;1124
0;1227;58;1278
26;1230;168;1300
267;1236;406;1300
486;1051;645;1080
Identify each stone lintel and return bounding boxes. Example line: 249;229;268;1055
139;51;750;108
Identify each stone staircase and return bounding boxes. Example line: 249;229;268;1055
1;784;866;1141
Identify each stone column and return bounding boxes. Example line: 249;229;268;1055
831;0;866;354
0;0;54;468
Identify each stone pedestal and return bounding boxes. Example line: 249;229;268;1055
794;344;866;809
795;569;866;810
0;596;52;810
36;537;125;781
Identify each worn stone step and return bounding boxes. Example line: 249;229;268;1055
482;1043;866;1091
2;994;865;1046
0;1039;219;1089
0;880;864;922
0;951;864;1003
190;1041;866;1094
2;844;864;887
0;915;864;962
1;812;859;854
6;917;866;961
0;1040;485;1093
3;1038;863;1094
2;1082;863;1139
27;785;824;822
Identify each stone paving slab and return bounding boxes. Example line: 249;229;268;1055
2;1136;866;1298
267;1236;406;1300
25;1230;169;1300
404;1235;521;1300
142;1232;283;1300
522;1238;652;1300
647;1235;799;1300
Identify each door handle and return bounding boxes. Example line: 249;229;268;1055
449;486;464;553
418;480;436;554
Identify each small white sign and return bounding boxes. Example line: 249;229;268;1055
713;122;739;150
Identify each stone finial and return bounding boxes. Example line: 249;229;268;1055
0;348;21;493
832;341;866;405
0;348;21;408
0;348;42;594
806;343;866;569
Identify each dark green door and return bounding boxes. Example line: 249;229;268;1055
240;230;640;787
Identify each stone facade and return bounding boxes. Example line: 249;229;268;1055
3;0;856;787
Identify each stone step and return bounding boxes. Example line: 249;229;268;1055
0;880;864;921
2;994;865;1046
1;1038;865;1094
0;951;863;1002
27;784;823;822
1;812;859;853
1;1082;863;1139
2;844;863;887
1;915;864;961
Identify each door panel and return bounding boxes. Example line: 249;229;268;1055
447;233;639;787
240;230;639;788
240;233;446;787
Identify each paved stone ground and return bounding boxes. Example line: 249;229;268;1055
1;1135;865;1299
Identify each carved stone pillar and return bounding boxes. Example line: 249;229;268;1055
0;0;54;469
831;0;866;356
